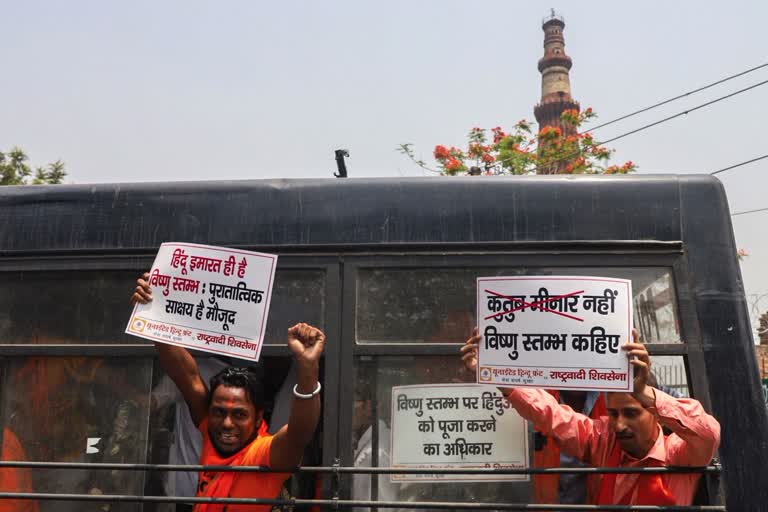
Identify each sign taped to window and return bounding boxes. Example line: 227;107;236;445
390;384;529;482
476;276;633;391
126;242;277;361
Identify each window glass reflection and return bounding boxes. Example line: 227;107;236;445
1;357;152;512
351;356;531;511
650;356;690;398
356;267;680;344
633;273;679;344
0;271;141;345
264;269;326;345
0;268;325;346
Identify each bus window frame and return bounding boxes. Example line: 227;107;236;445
0;243;722;505
337;246;713;503
0;252;343;503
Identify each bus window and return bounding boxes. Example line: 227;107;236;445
633;272;679;344
263;269;326;345
349;357;694;510
0;270;141;345
356;266;681;344
351;262;690;508
651;355;690;398
0;268;326;346
351;356;530;509
1;357;152;512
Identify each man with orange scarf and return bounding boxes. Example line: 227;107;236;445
461;330;720;506
133;275;324;512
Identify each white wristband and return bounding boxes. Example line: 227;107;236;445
293;382;321;399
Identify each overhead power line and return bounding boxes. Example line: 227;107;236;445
588;62;768;133
732;207;768;217
417;64;768;175
598;78;768;146
525;78;768;172
646;153;768;174
711;154;768;175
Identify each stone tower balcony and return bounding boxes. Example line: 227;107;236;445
538;54;573;72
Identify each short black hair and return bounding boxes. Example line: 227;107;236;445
209;366;266;411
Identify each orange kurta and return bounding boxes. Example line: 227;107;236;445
194;418;289;512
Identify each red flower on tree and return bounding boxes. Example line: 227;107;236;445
398;107;636;176
445;157;463;172
433;145;450;160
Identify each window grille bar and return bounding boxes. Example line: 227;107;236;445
0;492;726;511
0;460;721;475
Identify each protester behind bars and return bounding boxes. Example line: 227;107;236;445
132;274;324;512
460;328;720;506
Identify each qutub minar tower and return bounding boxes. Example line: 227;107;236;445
534;10;580;174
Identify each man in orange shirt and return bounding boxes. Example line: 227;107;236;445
133;275;324;512
460;330;720;506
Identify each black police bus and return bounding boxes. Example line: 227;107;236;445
0;175;765;510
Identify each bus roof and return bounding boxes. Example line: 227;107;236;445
0;174;732;252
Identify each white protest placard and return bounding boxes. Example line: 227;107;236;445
390;384;529;482
126;242;277;361
476;276;633;392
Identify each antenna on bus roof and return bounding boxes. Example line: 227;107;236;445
334;149;349;178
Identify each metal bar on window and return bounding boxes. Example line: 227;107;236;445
0;492;727;510
352;343;688;356
370;363;380;503
0;461;721;475
0;344;294;357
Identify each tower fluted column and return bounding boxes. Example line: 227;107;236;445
534;12;580;174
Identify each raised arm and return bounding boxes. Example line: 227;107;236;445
131;273;208;425
623;336;720;464
269;323;325;470
622;334;719;465
652;388;721;466
460;328;604;462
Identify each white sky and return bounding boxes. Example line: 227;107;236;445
1;0;766;337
